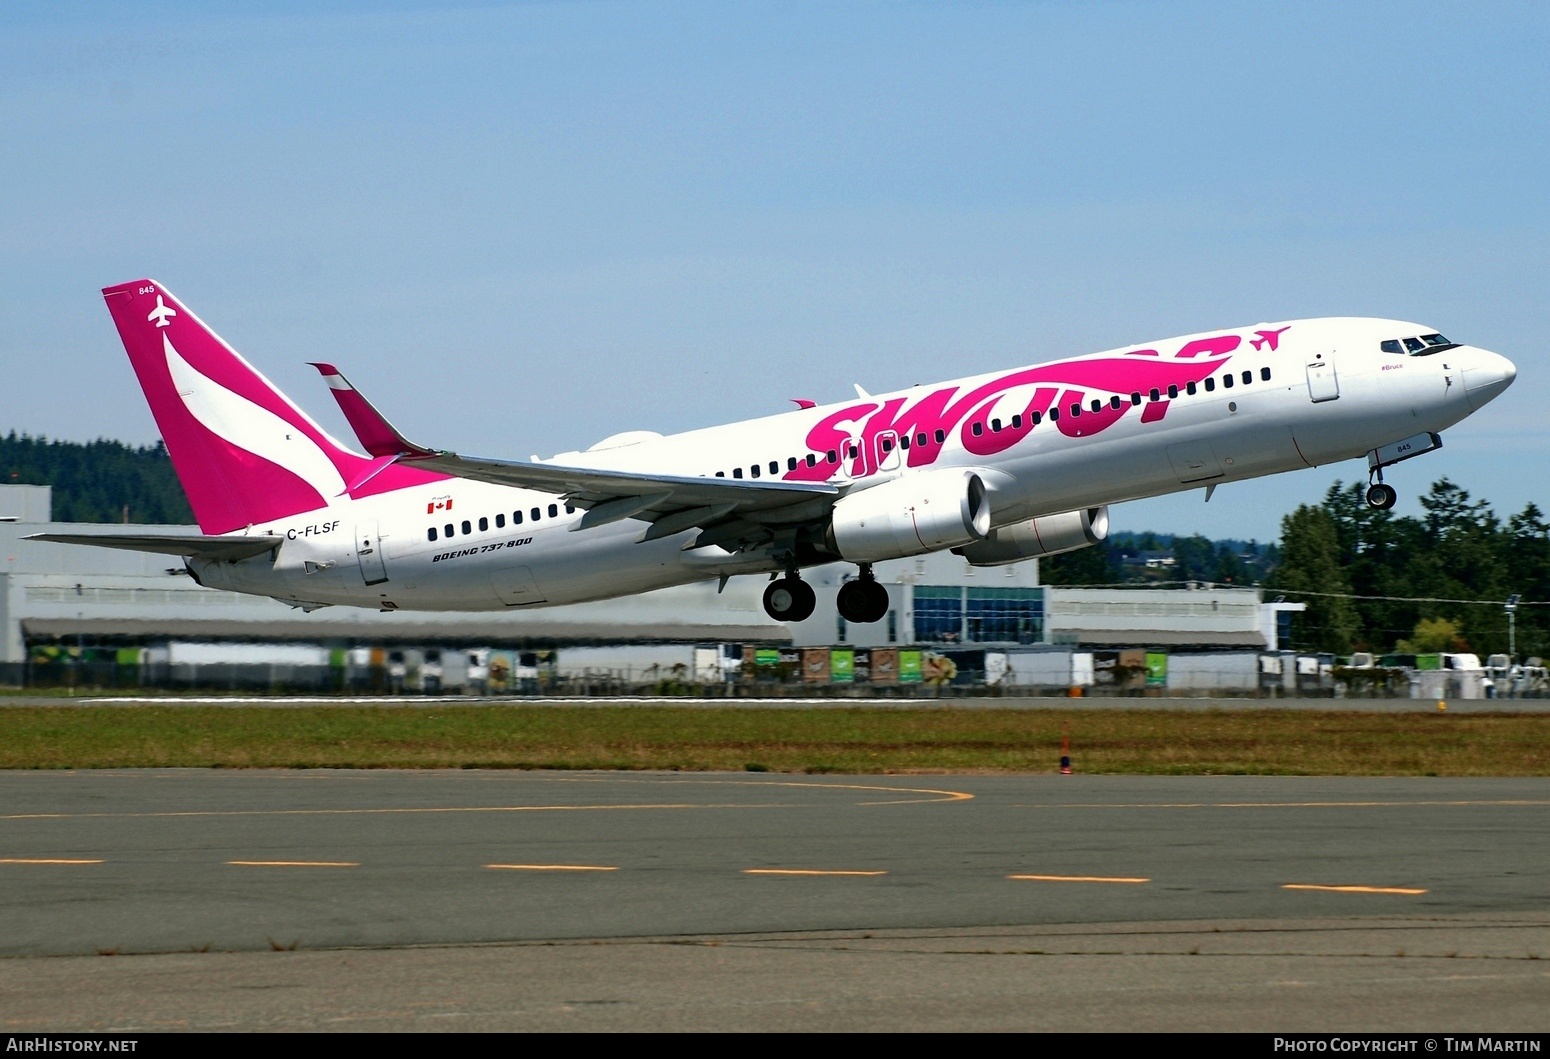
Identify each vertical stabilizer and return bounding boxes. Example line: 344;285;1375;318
102;279;369;534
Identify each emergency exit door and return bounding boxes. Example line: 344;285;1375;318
355;522;388;585
1306;357;1340;402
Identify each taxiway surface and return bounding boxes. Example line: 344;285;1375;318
1;770;1546;1030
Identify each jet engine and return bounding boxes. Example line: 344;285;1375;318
952;506;1109;567
829;469;991;562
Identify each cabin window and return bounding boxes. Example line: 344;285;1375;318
1090;399;1102;413
1168;384;1179;399
900;435;910;449
715;471;725;477
1031;410;1042;425
1070;403;1081;417
880;439;893;452
1109;396;1122;410
1186;381;1197;396
1130;392;1141;406
846;443;858;459
1260;367;1271;381
427;527;438;541
991;418;1002;432
917;432;928;446
750;464;760;478
972;422;984;436
479;517;489;532
1222;374;1234;389
1205;378;1216;392
531;507;541;521
769;461;779;475
1048;407;1059;421
445;523;455;537
827;449;838;463
548;504;558;518
787;457;798;471
806;453;817;467
565;503;574;514
1149;388;1161;402
1011;414;1022;429
496;514;505;528
512;510;523;525
1242;370;1252;385
461;520;472;535
732;467;743;479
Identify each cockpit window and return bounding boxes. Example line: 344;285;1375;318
1386;333;1459;357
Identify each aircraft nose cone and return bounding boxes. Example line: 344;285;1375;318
1461;350;1517;412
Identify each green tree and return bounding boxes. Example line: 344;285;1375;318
1267;504;1359;653
1041;541;1119;585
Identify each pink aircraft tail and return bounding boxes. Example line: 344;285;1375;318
102;279;440;534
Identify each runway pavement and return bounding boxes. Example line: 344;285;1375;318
1;770;1547;1030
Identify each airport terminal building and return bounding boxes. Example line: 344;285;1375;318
2;485;1301;691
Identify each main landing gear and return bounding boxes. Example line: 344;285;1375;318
836;564;890;625
763;574;816;623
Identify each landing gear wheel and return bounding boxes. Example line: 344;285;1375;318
836;579;872;623
763;577;816;623
860;580;890;624
1366;483;1398;510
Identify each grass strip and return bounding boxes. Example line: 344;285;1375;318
0;705;1546;774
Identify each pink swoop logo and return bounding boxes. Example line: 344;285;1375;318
784;333;1249;482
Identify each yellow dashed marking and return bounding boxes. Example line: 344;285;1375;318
1282;883;1427;895
1009;873;1151;884
743;868;888;877
0;858;103;865
486;864;618;872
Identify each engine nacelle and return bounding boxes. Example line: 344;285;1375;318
952;506;1109;567
830;470;991;562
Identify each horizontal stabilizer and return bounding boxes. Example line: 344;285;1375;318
24;533;280;561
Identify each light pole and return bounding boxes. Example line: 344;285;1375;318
1505;594;1519;663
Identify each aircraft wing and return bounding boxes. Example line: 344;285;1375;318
313;363;842;546
24;533;280;561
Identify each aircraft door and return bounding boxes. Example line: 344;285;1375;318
875;430;902;472
355;522;388;585
492;565;547;606
1306;356;1340;403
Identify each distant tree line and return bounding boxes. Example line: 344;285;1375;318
0;432;193;524
1267;479;1548;660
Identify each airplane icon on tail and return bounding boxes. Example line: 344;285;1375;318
147;294;177;328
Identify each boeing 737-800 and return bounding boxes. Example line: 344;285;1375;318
31;280;1517;625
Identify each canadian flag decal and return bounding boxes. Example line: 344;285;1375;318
427;496;453;514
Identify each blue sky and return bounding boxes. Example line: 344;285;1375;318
2;1;1545;540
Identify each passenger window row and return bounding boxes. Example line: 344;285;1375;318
427;502;574;542
705;364;1275;478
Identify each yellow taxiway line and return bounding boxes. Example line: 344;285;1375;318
226;860;359;868
743;868;888;877
0;858;104;865
486;863;619;872
1282;883;1427;895
1008;873;1150;884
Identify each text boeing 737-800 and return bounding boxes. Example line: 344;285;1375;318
29;280;1517;624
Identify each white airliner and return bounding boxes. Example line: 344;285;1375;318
31;280;1517;625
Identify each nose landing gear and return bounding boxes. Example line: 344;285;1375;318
763;574;816;623
1366;482;1397;510
836;564;891;624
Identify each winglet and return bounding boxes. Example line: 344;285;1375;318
309;363;435;459
791;398;817;409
